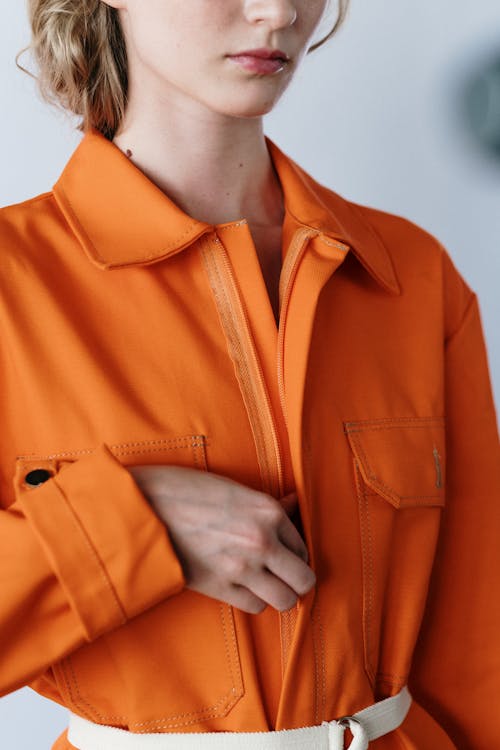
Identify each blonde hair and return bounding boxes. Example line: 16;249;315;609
16;0;350;141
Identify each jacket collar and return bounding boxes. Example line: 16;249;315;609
53;127;400;294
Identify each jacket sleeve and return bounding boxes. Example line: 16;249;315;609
408;249;500;749
0;443;186;696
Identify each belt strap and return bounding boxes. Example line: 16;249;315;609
68;686;412;750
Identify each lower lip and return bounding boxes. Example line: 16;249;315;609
227;55;287;75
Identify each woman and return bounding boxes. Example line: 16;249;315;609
2;1;499;748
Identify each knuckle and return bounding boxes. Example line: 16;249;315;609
224;555;248;579
245;525;273;556
255;495;282;524
265;503;283;525
248;523;268;547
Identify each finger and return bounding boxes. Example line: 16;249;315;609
244;568;299;612
277;514;309;562
265;542;316;597
279;492;298;516
189;580;267;614
224;583;268;615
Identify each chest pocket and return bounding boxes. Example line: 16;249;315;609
17;435;244;731
344;417;446;691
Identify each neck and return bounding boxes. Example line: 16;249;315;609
112;83;284;229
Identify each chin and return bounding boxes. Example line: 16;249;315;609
194;76;289;119
209;92;286;119
225;103;278;118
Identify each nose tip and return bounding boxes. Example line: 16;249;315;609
246;1;298;29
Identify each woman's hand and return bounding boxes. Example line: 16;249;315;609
128;465;316;614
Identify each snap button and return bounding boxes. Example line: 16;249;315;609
24;468;53;486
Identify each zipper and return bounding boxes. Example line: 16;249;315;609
199;232;284;498
199;227;318;677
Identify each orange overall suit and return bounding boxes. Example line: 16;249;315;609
0;128;499;749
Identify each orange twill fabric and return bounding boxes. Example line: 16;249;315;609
0;128;499;749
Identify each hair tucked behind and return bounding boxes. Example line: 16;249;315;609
16;0;349;141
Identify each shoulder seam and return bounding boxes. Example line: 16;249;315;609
0;191;54;214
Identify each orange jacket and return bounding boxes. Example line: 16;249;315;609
0;128;499;750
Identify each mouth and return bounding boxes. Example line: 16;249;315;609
226;48;291;75
233;48;290;62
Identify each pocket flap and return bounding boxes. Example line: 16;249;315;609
14;434;208;489
344;417;446;508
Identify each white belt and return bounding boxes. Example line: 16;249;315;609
67;686;411;750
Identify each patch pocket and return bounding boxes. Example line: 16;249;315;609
344;417;446;687
17;435;245;730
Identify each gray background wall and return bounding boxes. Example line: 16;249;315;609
1;1;499;747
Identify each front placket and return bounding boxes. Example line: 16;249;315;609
198;221;349;728
273;231;349;728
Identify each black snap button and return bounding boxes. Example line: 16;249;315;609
24;468;53;486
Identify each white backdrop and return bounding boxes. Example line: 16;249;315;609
1;1;499;747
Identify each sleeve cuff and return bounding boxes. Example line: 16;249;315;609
15;443;186;640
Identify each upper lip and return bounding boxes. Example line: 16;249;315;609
229;48;290;61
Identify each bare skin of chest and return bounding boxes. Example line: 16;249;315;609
249;224;283;327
